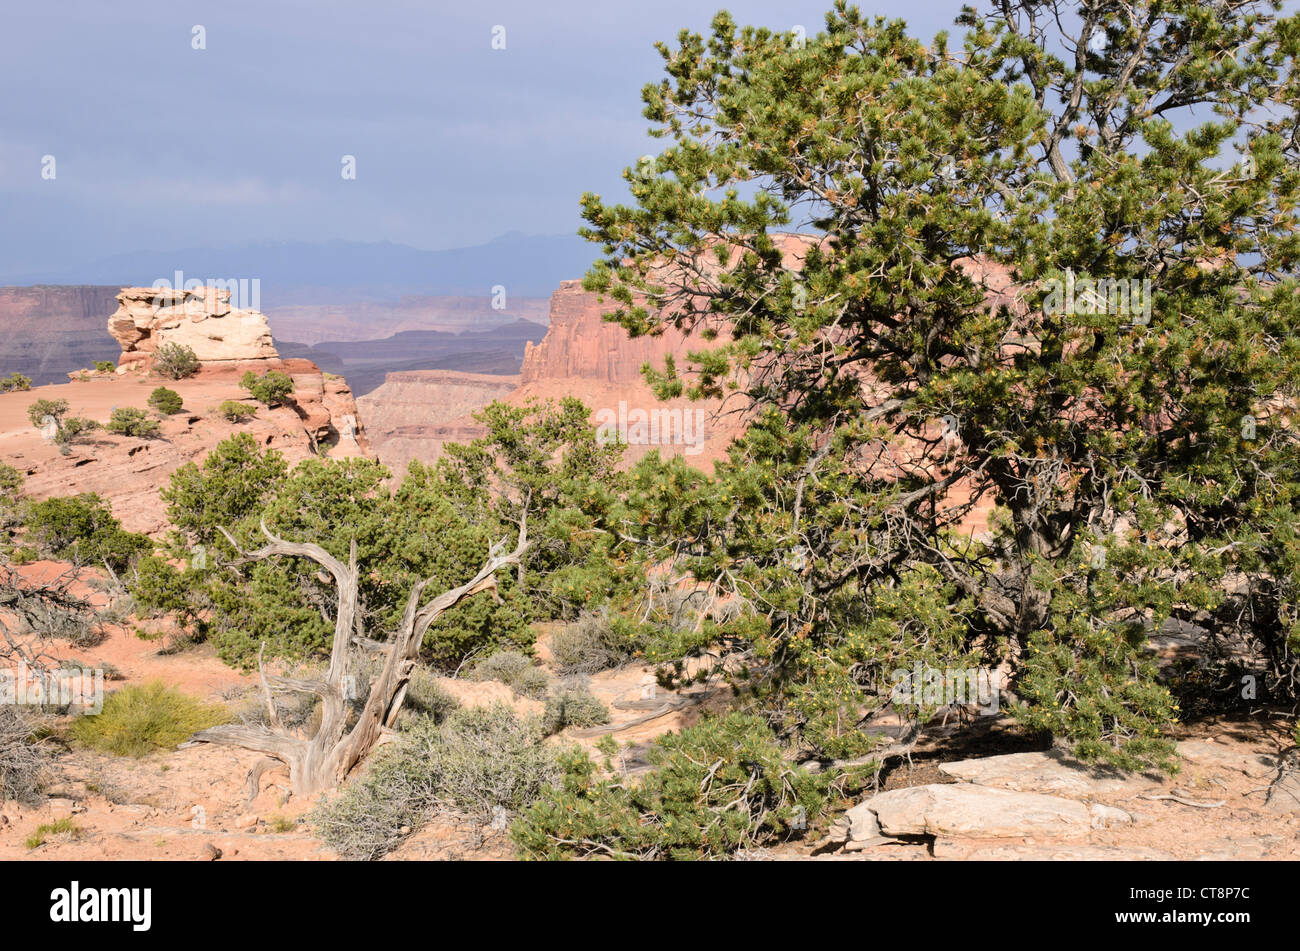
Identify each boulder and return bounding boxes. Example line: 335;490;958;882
860;783;1092;839
938;750;1160;796
829;799;897;852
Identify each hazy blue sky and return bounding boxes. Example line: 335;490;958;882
0;0;960;273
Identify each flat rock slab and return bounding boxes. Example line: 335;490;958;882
1176;740;1277;779
1264;772;1300;813
938;750;1161;797
934;841;1174;861
864;784;1091;838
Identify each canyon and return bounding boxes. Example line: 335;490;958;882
0;286;123;385
360;278;747;473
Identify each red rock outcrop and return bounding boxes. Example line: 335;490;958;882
361;280;747;472
518;280;698;386
0;287;372;535
0;365;370;536
108;286;279;373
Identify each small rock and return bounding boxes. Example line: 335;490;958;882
398;826;411;835
204;843;222;861
841;800;896;851
234;813;259;829
1089;803;1133;829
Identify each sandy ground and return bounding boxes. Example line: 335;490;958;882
0;592;1295;861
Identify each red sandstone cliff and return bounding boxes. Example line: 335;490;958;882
518;280;700;386
361;276;746;473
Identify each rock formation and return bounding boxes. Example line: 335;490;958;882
108;286;278;373
0;363;370;536
361;277;747;473
355;236;1017;484
518;281;697;386
0;287;373;535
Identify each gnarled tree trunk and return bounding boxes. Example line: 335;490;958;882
182;518;527;797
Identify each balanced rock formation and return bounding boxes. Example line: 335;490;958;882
108;286;278;373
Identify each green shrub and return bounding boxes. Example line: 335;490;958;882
267;814;297;833
26;398;66;430
25;398;97;446
23;494;150;572
217;400;257;423
313;704;561;860
512;713;829;860
468;650;531;683
239;370;294;407
542;683;611;734
69;681;228;757
1;372;31;392
468;650;549;698
147;387;184;415
400;667;461;725
0;462;24;552
93;361;116;374
106;407;161;439
25;817;82;849
0;707;50;805
153;343;200;380
550;610;643;675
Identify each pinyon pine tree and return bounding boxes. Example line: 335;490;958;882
579;1;1300;769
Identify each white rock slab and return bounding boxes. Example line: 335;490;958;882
1176;740;1277;779
934;841;1174;861
864;784;1092;838
939;750;1161;796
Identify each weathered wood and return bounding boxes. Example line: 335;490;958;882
187;518;528;795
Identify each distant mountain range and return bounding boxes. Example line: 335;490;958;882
0;232;602;304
